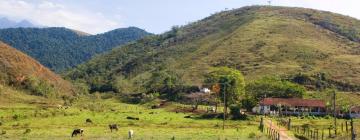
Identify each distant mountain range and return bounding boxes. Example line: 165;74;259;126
0;27;152;72
0;17;37;28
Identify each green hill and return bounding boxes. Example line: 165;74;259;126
65;6;360;93
0;27;151;72
0;41;74;97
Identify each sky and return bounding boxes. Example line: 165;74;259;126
0;0;359;34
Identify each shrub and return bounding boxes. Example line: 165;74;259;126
12;114;20;120
23;129;31;134
0;130;6;135
248;132;256;138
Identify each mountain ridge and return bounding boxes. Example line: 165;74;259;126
0;27;152;72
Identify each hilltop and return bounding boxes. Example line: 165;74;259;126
0;42;74;97
0;27;151;72
0;17;37;29
66;6;360;93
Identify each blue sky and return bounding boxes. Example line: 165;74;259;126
0;0;359;34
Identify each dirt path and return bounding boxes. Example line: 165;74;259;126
264;119;295;140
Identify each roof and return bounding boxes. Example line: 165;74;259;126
260;98;325;108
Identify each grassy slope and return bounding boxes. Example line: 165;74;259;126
0;42;74;96
66;6;360;93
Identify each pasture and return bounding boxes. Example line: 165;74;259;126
0;94;266;140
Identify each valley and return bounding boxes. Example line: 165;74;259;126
0;4;359;140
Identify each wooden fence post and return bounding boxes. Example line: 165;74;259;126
346;121;349;133
322;129;324;140
351;118;356;140
288;118;291;130
260;117;264;132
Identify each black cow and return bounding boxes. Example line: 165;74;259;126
126;116;140;120
71;129;84;137
85;118;93;124
109;124;118;132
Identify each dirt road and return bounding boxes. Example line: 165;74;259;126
264;119;295;140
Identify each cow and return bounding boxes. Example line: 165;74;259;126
126;116;140;120
85;118;93;124
71;129;84;137
109;124;118;132
128;130;134;139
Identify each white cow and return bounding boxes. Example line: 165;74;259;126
128;130;134;139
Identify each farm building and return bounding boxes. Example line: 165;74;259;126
252;98;326;116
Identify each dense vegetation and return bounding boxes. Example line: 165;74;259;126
0;27;151;72
66;6;360;95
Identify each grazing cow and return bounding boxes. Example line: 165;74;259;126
126;116;140;120
85;118;93;124
151;104;160;109
71;129;84;137
128;130;134;139
109;124;118;132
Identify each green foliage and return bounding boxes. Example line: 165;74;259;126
205;67;245;106
241;97;257;112
290;73;360;91
22;77;57;97
0;27;151;72
246;76;306;101
24;129;31;134
73;80;90;95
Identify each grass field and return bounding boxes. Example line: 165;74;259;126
0;93;266;140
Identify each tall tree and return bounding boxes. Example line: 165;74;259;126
204;67;245;116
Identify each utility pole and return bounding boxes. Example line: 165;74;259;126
333;90;337;136
223;84;226;130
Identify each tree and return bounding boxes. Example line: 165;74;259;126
204;67;245;116
145;70;183;100
246;76;306;102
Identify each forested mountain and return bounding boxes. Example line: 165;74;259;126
0;17;37;29
0;27;151;72
65;6;360;93
0;41;74;97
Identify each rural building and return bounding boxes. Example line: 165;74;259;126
252;98;326;116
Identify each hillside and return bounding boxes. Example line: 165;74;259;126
0;41;74;97
65;6;360;93
0;27;151;72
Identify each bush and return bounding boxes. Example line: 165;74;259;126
248;132;256;138
23;129;31;134
12;114;20;120
0;130;6;135
230;105;247;120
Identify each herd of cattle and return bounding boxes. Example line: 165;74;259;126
71;122;134;138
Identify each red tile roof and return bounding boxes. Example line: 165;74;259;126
260;98;326;108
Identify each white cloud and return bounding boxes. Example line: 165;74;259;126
0;0;122;34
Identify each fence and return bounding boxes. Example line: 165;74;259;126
274;117;357;140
